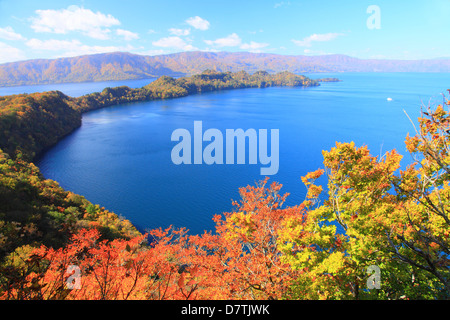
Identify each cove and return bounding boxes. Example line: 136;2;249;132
36;72;450;235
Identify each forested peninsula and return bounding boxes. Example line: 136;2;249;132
1;70;318;160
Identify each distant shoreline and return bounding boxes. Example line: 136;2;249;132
315;78;342;82
1;51;450;87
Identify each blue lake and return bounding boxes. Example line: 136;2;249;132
0;78;156;97
25;72;450;235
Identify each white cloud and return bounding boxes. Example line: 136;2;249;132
0;41;26;63
116;29;139;41
185;16;210;31
240;41;269;51
204;34;268;52
169;28;190;36
30;5;120;40
25;38;133;57
0;26;26;41
292;33;343;47
274;1;291;8
248;29;264;35
303;49;329;55
26;38;81;51
148;29;157;34
205;33;242;47
138;49;167;56
201;48;220;53
152;36;197;51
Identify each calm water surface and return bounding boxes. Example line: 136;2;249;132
0;78;156;97
30;73;450;234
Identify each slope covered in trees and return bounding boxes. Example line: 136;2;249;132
0;91;81;160
75;70;318;112
0;148;141;260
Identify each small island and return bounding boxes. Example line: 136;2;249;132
315;77;342;82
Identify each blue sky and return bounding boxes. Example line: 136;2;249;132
0;0;449;63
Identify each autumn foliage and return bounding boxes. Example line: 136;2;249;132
1;179;304;300
1;91;450;300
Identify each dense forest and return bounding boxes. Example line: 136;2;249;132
75;69;318;112
0;149;140;259
0;71;449;300
0;91;81;160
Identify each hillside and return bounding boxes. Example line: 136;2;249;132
1;51;450;87
0;91;81;160
0;52;183;87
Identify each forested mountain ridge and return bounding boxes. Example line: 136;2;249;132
0;52;182;87
1;51;450;86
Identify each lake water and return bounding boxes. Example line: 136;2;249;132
19;73;450;235
0;78;156;97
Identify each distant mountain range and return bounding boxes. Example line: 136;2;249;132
1;51;450;87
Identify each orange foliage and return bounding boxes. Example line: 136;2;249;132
1;178;305;300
